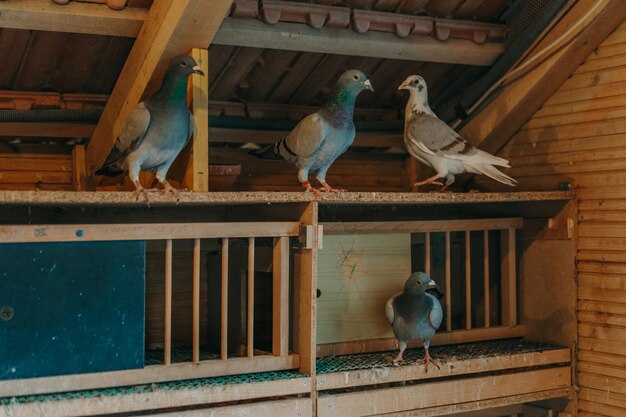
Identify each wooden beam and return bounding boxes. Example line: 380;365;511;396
213;18;505;66
184;48;209;192
0;122;95;138
85;0;232;183
460;0;626;155
0;0;145;37
322;218;524;235
72;144;87;191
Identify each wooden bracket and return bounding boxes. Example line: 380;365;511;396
298;225;323;250
524;201;576;240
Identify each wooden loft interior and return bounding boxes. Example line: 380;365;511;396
2;1;626;417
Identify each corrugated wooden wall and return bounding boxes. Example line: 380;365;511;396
478;20;626;417
0;145;73;191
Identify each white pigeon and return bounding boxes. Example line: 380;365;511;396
398;75;516;190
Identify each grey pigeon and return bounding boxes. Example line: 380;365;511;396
250;69;373;194
96;55;204;201
398;75;516;190
386;271;443;371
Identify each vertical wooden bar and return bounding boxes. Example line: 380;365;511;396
465;230;471;330
247;237;255;358
221;237;229;360
192;238;201;364
484;230;490;328
164;239;173;366
424;232;431;275
273;236;290;357
72;144;87;191
501;228;517;327
405;157;419;191
445;231;451;332
184;48;209;191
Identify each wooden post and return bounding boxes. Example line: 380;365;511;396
484;230;490;328
424;232;431;275
184;48;209;192
465;230;471;330
273;236;290;357
247;237;255;358
501;228;517;327
72;144;87;191
445;231;451;332
164;239;173;366
221;237;229;361
405;157;419;191
192;238;201;364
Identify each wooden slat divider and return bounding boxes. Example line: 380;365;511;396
273;236;290;357
221;237;229;361
192;238;201;365
424;232;431;275
164;239;173;366
0;222;301;243
465;230;471;330
247;237;255;358
501;228;517;327
445;231;452;332
484;230;490;328
323;218;523;235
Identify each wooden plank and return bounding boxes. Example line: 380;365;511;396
0;171;72;184
378;390;570;417
213;18;505;67
221;237;229;361
164;239;173;366
247;237;255;358
85;0;232;180
483;230;490;328
0;0;145;36
184;48;209;192
445;231;451;331
72;144;87;191
317;367;571;417
323;218;524;235
317;348;571;390
501;228;517;327
579;387;626;414
424;232;431;275
0;222;301;243
0;122;95;138
192;238;200;364
141;398;313;417
273;236;290;357
460;0;626;156
316;325;526;357
0;371;309;416
465;230;471;330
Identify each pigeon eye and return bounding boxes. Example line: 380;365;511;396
353;74;360;81
181;62;188;67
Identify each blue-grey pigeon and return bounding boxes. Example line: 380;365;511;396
95;55;204;200
386;271;443;371
250;69;373;194
399;75;516;191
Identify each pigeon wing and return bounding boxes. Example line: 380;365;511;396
100;102;151;168
385;292;401;325
426;293;443;330
282;113;329;158
407;114;510;167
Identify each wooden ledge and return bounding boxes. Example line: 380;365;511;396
0;190;575;207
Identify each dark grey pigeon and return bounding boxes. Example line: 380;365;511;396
386;271;443;371
96;55;204;201
250;69;373;194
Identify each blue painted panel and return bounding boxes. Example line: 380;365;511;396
0;241;145;380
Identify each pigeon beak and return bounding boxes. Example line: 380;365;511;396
192;66;205;76
398;80;410;91
363;79;374;92
427;280;437;288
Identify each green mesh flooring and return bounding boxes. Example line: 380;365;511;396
0;370;304;406
317;339;566;374
144;348;220;365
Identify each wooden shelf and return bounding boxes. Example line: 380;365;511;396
0;190;574;206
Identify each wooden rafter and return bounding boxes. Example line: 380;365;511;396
84;0;232;182
214;18;504;66
460;0;626;155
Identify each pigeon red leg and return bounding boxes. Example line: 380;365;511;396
423;348;441;373
320;181;346;193
392;341;407;364
413;174;444;190
131;179;153;202
301;180;321;196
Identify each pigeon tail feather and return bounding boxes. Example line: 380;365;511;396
466;163;517;186
95;165;124;177
249;143;283;160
